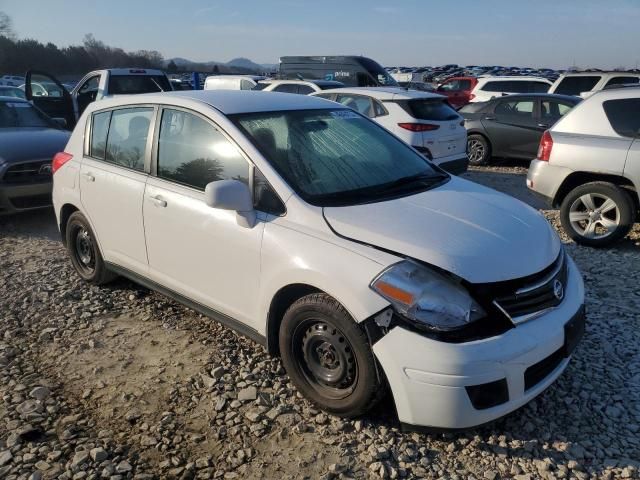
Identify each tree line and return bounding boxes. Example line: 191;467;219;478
0;14;165;79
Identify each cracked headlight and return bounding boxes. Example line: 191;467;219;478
370;260;486;331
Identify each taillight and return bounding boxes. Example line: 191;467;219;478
52;152;73;174
398;123;440;132
537;131;553;161
469;93;476;101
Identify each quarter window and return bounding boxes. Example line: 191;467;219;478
90;111;111;159
335;94;373;117
104;107;153;171
605;76;639;88
157;109;249;189
603;98;640;137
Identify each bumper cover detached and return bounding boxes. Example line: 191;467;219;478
373;256;585;429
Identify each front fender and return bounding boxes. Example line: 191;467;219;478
257;221;394;336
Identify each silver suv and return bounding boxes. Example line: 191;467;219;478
527;87;640;247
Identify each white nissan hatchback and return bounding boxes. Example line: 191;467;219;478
52;90;585;429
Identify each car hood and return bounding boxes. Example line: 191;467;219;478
0;128;70;164
323;176;560;283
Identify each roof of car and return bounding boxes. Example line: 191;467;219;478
311;86;445;100
558;71;640;77
476;76;553;82
89;90;341;115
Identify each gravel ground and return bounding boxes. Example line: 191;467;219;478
1;164;639;480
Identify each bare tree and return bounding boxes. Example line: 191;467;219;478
0;11;16;40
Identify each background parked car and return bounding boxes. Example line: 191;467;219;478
313;87;468;174
460;93;580;165
396;81;435;92
527;87;640;247
470;76;553;103
435;76;478;109
0;86;26;99
203;75;267;91
260;79;344;94
0;97;70;214
549;71;640;98
24;68;173;129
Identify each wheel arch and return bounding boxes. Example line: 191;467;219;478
553;172;639;212
59;203;80;246
266;283;323;356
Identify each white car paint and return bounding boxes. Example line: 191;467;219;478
204;75;266;91
312;87;468;173
469;76;553;103
53;90;584;429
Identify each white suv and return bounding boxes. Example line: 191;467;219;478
527;87;640;247
470;76;552;103
549;71;640;99
52;90;584;429
313;87;468;174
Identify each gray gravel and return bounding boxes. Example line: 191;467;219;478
1;165;639;479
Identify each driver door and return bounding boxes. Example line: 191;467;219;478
24;70;76;129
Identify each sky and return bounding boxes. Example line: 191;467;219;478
1;0;639;69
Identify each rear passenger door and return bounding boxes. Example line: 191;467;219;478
482;98;539;158
80;106;155;275
142;107;265;329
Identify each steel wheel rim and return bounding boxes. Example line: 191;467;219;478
468;138;485;163
569;193;620;240
294;319;357;400
75;227;95;273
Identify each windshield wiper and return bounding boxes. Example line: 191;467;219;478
373;172;448;194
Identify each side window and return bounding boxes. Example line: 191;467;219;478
335;94;373;117
541;101;573;122
494;100;535;120
273;84;299;94
254;168;285;215
373;99;387;117
605;76;639;87
240;79;255;90
90;111;111;159
530;81;551;93
105;107;153;172
157;109;249;189
297;84;314;95
77;76;100;115
603;99;640;137
481;81;502;92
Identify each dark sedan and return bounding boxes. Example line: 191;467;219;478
460;93;580;165
0;97;70;214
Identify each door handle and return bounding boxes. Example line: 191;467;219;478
484;115;496;121
537;123;550;129
149;195;167;207
82;172;95;182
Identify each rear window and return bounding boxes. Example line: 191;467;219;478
458;102;488;113
407;99;459;121
605;76;640;88
554;76;600;96
603;98;640;137
108;75;171;95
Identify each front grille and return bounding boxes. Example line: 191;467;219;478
9;194;52;209
2;160;52;184
493;251;567;322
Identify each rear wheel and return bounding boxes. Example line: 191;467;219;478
560;182;634;247
467;134;491;166
279;293;383;417
66;211;116;284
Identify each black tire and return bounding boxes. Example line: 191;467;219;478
560;182;634;248
66;211;116;284
467;134;491;166
279;293;383;417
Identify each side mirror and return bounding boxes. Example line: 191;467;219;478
204;180;256;228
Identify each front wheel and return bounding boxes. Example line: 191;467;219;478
560;182;634;247
279;293;383;417
467;134;491;166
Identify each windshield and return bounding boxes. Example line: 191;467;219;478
358;57;398;86
232;109;446;206
108;75;172;94
0;100;58;128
